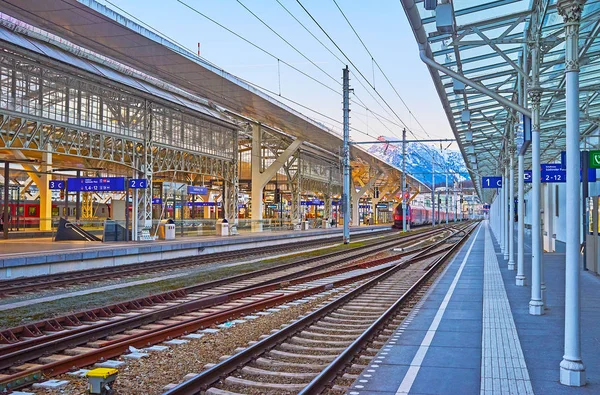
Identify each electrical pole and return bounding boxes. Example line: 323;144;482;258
342;66;351;244
445;167;449;224
431;157;435;227
401;128;407;232
454;180;457;222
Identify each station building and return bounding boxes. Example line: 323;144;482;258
0;0;438;240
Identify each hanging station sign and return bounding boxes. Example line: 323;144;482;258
67;177;126;192
481;176;502;188
524;170;532;183
187;185;208;195
541;164;565;183
128;179;148;189
48;180;65;190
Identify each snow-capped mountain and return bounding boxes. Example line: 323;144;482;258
368;136;470;187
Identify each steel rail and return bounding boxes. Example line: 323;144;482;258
0;224;463;392
299;222;479;394
0;227;445;365
0;229;395;297
162;222;478;395
0;231;449;392
0;226;441;349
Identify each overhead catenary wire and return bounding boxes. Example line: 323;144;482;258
175;0;340;96
332;0;433;138
295;0;418;139
273;0;402;137
173;0;404;132
101;0;386;143
101;0;377;138
235;0;404;141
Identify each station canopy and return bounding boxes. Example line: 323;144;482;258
401;0;600;200
0;0;429;193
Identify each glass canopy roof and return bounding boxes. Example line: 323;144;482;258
403;0;600;201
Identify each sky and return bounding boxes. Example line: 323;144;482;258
94;0;454;147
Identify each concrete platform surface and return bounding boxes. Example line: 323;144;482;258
352;221;600;394
0;225;388;277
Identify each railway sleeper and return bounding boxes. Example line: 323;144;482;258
222;376;307;392
279;342;348;353
308;325;367;334
254;357;327;371
268;349;338;362
287;337;352;347
242;366;317;380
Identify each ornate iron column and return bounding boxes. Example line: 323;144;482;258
558;0;586;386
528;39;544;315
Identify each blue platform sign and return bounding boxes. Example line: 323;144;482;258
185;201;220;207
301;200;324;206
541;164;565;183
67;177;126;192
482;177;502;188
524;170;532;183
48;180;65;190
187;185;208;195
128;179;148;189
581;168;597;182
152;198;162;205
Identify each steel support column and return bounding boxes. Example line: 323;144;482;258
559;0;586;386
529;40;544;315
517;152;526;285
39;152;53;231
517;48;527;286
342;67;351;243
509;129;516;270
2;161;8;240
501;160;507;256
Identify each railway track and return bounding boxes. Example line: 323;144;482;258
0;224;462;392
0;229;395;299
161;222;479;395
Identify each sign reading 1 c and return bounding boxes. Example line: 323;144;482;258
482;176;502;188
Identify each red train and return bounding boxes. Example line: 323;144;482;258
0;200;111;228
393;204;462;228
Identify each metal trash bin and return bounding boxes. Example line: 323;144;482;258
158;219;176;240
216;218;229;236
301;221;309;230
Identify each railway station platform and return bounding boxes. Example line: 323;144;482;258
0;224;389;279
353;221;600;394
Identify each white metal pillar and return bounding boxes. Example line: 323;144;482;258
517;153;526;284
517;48;527;286
529;40;544;315
500;162;506;254
509;131;516;270
559;0;586;386
503;157;509;259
